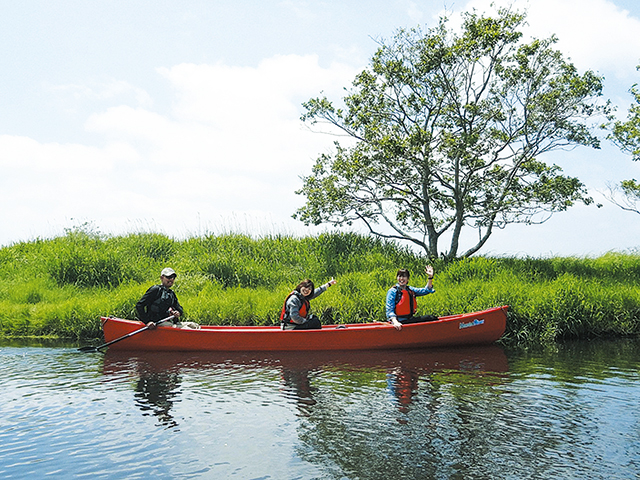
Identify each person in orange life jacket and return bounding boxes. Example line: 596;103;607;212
135;267;184;329
280;278;336;330
385;265;437;331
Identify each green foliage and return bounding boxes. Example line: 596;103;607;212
605;65;640;214
441;257;501;284
1;231;640;346
608;64;640;162
297;7;611;260
43;230;156;288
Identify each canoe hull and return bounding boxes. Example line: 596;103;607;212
100;305;508;352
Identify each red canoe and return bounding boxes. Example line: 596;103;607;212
100;305;507;352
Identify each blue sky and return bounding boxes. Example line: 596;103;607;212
1;0;640;257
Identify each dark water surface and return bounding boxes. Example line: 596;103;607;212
1;338;639;479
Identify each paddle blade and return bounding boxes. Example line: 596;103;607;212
77;346;100;352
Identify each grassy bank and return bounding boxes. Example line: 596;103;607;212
1;230;639;345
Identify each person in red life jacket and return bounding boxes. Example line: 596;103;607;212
385;265;438;330
280;278;336;330
136;267;184;329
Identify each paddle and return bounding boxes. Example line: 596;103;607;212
78;315;175;353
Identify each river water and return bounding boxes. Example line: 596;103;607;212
0;338;639;479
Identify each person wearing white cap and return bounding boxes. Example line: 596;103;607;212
135;267;184;327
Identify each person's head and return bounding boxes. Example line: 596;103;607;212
396;269;410;285
295;279;315;298
397;269;410;279
160;267;177;287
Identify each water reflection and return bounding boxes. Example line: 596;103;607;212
387;366;420;414
93;340;640;479
384;347;509;415
3;339;639;479
102;353;183;429
284;347;511;479
99;347;512;478
101;346;509;423
134;370;181;429
281;367;318;415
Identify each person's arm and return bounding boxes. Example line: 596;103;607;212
135;285;157;323
385;288;403;331
169;291;183;318
411;265;436;296
410;284;435;296
310;278;336;300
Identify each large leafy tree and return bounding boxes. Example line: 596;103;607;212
295;8;611;260
606;65;640;213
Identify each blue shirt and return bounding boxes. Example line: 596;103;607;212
385;283;435;320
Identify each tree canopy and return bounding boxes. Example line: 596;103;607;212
295;8;611;260
609;65;640;162
606;65;640;214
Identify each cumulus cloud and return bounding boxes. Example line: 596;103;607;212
84;54;358;177
1;54;359;244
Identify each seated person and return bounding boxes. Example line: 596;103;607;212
135;267;184;328
385;266;438;330
280;278;336;330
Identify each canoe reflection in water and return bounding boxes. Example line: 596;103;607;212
101;345;508;426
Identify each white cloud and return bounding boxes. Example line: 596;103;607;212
1;55;360;244
46;79;154;114
0;134;112;173
158;54;356;124
87;106;173;143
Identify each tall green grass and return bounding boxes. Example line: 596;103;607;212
1;230;639;344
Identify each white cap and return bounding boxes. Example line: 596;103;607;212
161;267;176;278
